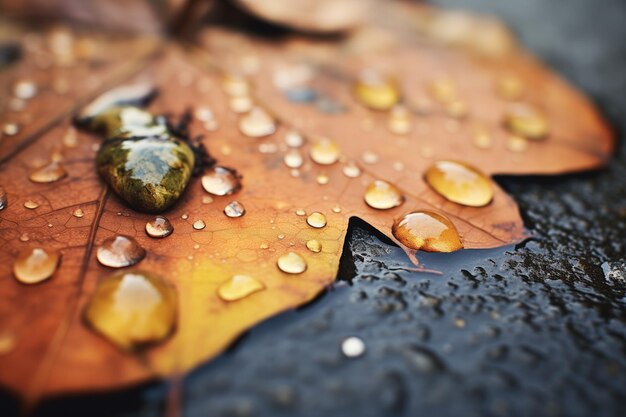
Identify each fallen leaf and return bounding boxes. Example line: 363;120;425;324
0;1;613;405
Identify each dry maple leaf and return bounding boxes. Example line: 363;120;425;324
0;0;614;406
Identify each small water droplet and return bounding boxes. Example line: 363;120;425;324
194;107;214;122
309;138;340;165
2;123;19;136
47;223;53;228
362;151;379;165
306;239;322;253
145;216;173;238
285;130;305;148
392;210;463;252
202;196;214;204
364;180;404;209
72;208;85;218
62;127;78;148
277;233;286;240
218;275;265;301
229;96;254;113
306;212;327;228
342;162;362;178
353;69;400;110
428;79;457;104
13;247;60;284
446;100;468;119
495;75;524;100
13;80;38;100
181;213;189;220
388;105;412;135
222;73;251;97
239;107;276;138
193;219;206;230
472;126;493;149
342;336;365;358
29;161;67;183
201;166;241;196
332;205;342;213
506;135;528;152
224;201;246;218
424;160;493;207
277;252;307;274
97;235;146;268
84;270;177;350
24;200;39;209
0;187;7;211
295;209;306;216
504;105;549;140
283;150;304;168
316;173;329;185
19;233;29;242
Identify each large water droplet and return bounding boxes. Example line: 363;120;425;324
2;123;19;136
224;201;246;218
218;275;265;302
309;138;340;165
306;212;327;228
13;247;60;284
84;270;177;350
277;252;307;274
97;235;146;268
353;69;400;110
504;105;549;140
145;216;173;238
201;166;241;196
29;161;67;183
364;180;404;210
239;107;276;138
424;160;493;207
392;210;463;252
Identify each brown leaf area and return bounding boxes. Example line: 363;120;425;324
0;2;614;403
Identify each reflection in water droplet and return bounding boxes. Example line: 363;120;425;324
353;69;400;110
97;235;146;268
364;180;404;210
424;160;493;207
392;210;463;252
193;219;206;230
73;208;85;218
309;139;340;165
239;107;276;138
201;166;241;196
29;161;67;183
388;105;412;135
277;252;307;274
306;239;322;253
342;162;362;178
306;212;327;228
19;233;29;242
218;275;265;301
283;150;304;168
224;201;246;218
285;130;305;148
3;123;19;136
13;247;60;284
84;270;177;350
24;200;39;209
342;336;365;358
0;187;7;211
145;216;173;238
504;105;549;140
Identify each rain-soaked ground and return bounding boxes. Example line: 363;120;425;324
4;0;626;416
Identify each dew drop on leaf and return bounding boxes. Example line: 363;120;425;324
201;166;241;196
506;135;528;152
222;73;251;97
342;162;362;178
84;270;177;350
495;75;524;101
306;239;322;253
316;173;329;185
217;275;265;302
97;235;146;268
2;123;19;136
428;79;457;104
23;200;39;209
424;160;493;207
72;208;85;218
283;149;304;168
229;96;254;113
472;126;493;149
284;129;305;148
309;138;340;165
13;80;38;100
193;219;206;230
504;104;549;140
392;210;463;252
224;201;246;218
238;106;276;138
145;216;174;238
29;161;67;183
341;336;365;358
387;105;412;135
353;69;400;110
306;212;327;228
364;180;404;209
277;252;307;274
13;247;60;284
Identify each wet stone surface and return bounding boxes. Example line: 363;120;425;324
6;0;625;416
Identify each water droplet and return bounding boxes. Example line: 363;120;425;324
224;201;246;218
504;105;549;140
362;151;379;165
181;213;189;220
201;166;241;196
316;173;329;185
2;123;19;136
306;239;322;253
47;223;53;228
19;233;29;242
332;205;342;213
13;247;60;284
424;160;493;207
194;107;214;122
388;105;412;135
446;100;468;119
472;126;493;149
24;200;39;209
193;219;206;230
97;235;146;268
0;187;7;210
29;161;67;183
506;135;528;152
72;208;84;218
342;162;362;178
306;212;327;228
283;150;304;168
496;75;524;100
428;79;457;104
62;127;78;148
13;80;38;100
392;210;463;252
364;180;404;210
229;96;254;113
239;107;276;138
0;333;16;355
202;195;213;204
84;270;177;350
295;209;306;216
353;69;400;110
218;275;265;302
145;216;173;238
309;138;340;165
342;336;365;358
277;252;307;274
222;73;251;97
